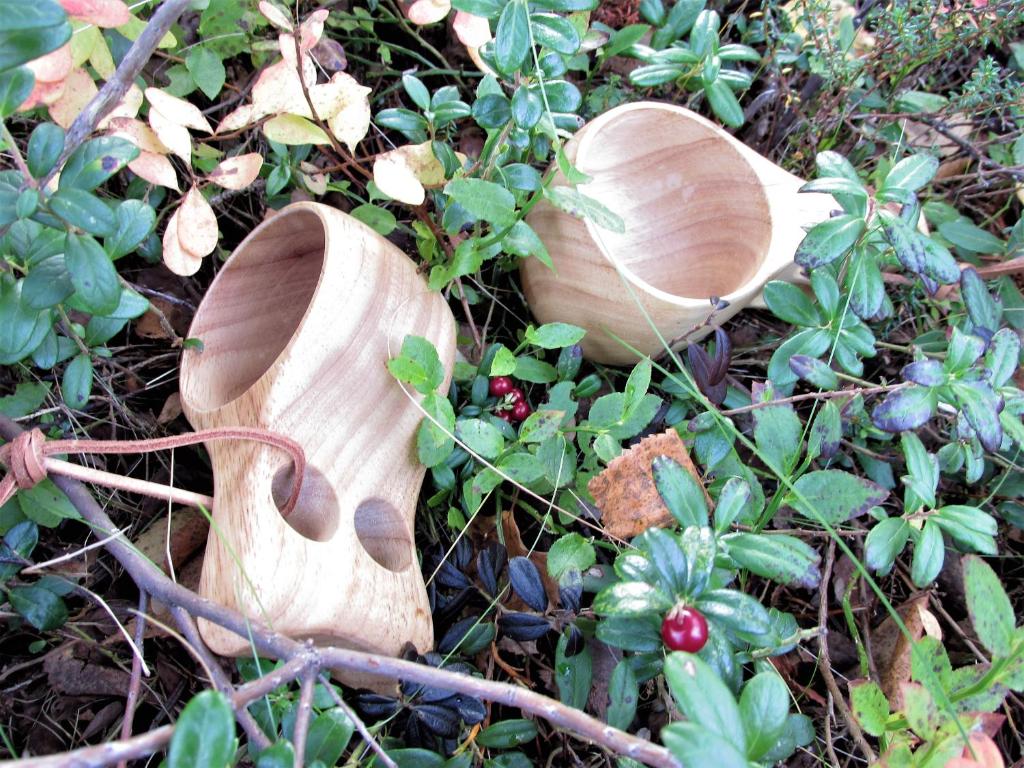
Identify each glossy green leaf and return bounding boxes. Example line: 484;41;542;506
607;660;638;730
493;0;530;75
762;281;821;326
864;517;910;575
61;353;93;410
664;652;745;751
168;690;236;768
652;455;708;528
881;153;938;193
555;631;592;709
26;123;64;180
49;189;117;237
592;581;672;616
59;136;139;192
0;66;33;119
740;672;790;759
872;386;938;433
795;215;865;269
703;78;743;127
0;520;38;580
910;520;944;587
696;588;772;639
787;469;889;524
304;708;354;766
9;584;67;630
661;722;748;768
963;554;1015;657
724;532;821;589
476;719;537;749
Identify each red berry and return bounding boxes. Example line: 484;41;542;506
490;376;514;397
495;409;513;422
510;400;531;422
660;606;708;653
508;387;525;404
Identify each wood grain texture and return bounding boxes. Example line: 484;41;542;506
522;102;836;364
179;203;456;675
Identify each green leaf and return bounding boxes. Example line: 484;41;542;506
713;477;751;532
703;78;743;128
0;520;38;580
901;431;937;511
882;215;927;274
168;690;236;768
543;186;625;233
696;588;772;640
106;200;156;259
794;215;865;269
488;346;517;376
664;652;745;752
911;520;944;587
351;204;397;236
23;256;73;309
951;380;1003;452
186;47;226;100
762;281;821;326
63;233;121;316
255;741;295;768
417;392;456;467
525;322;585;349
555;631;592;709
493;0;530;75
849;680;889;737
963;554;1015;657
0;5;71;73
592;581;672;616
740;672;790;760
476;719;537;749
986;328;1020;388
456;418;505;459
0;279;51;365
401;73;430;111
451;0;504;18
444;178;516;227
49;189;117;237
59;136;139;192
518;409;563;443
26;122;65;180
0;66;33;119
864;517;910;575
636;527;689;595
961;267;1001;334
304;708;354;766
939;217;1005;254
595;614;662;652
510;85;542;129
387;335;445;395
547;533;595;580
16;479;80;526
872;386;937;433
9;584;67;630
901;682;942;740
62;353;93;410
807;400;841;460
881;153;938;193
724;532;821;589
513;355;557;383
661;722;749;768
530;13;580;54
502;220;551;267
787;469;889;524
607;659;638;730
752;398;803;473
0;381;50;419
496;452;545;483
652;455;708;528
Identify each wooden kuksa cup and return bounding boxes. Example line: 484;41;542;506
521;101;836;365
179;202;455;673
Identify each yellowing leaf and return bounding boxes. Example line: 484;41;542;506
117;15;176;48
59;0;131;27
394;141;454;188
258;0;293;30
299;163;328;195
406;0;451;24
453;11;492;48
262;114;330;145
70;24;101;66
162;209;202;276
208;153;263;190
316;73;371;152
216;104;257;134
98;83;143;128
145;87;213;133
88;33;116;79
28;44;72;83
178;187;219;258
49;67;97;129
107;117;169;154
373;152;425;205
251;60;309;119
149;108;192;166
129;151;179;190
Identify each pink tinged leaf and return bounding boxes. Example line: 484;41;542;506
258;0;293;30
298;9;329;51
162;210;202;276
49;67;97;129
27;44;73;83
406;0;451;24
453;11;492;48
208;153;263;190
19;79;67;112
178;186;219;258
129;152;179;191
145;87;213;133
149;108;192;166
58;0;131;27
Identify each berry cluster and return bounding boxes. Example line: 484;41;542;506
660;606;708;653
490;376;532;423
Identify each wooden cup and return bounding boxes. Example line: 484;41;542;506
179;202;455;670
521;101;836;365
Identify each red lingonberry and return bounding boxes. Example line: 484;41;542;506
490;376;515;397
508;387;525;405
510;400;531;422
495;409;513;422
660;606;709;653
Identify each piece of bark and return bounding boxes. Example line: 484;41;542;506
588;430;710;539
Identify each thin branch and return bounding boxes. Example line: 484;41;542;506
292;666;317;768
316;672;398;768
116;591;149;768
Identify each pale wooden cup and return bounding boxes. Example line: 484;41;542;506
179;202;456;676
522;101;836;365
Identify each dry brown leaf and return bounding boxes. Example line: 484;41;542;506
588;429;711;540
107;117;169;154
156;392;182;423
49;67;97;129
406;0;451;24
178;186;219;258
149;108;192;166
162;210;202;276
262;113;330;145
59;0;131;27
373;152;426;205
133;507;208;575
145;87;213;133
208;153;263;190
258;0;293;30
453;11;492;48
128;152;179;190
27;43;72;83
871;594;929;709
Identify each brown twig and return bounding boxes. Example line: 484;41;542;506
817;540;877;763
116;591;149;768
293;665;317;767
0;414;680;768
316;672;398;768
720;382;905;417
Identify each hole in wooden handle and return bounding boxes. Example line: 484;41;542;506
353;498;413;572
271;461;340;541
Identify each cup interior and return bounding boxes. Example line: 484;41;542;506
180;208;326;412
576;105;773;300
